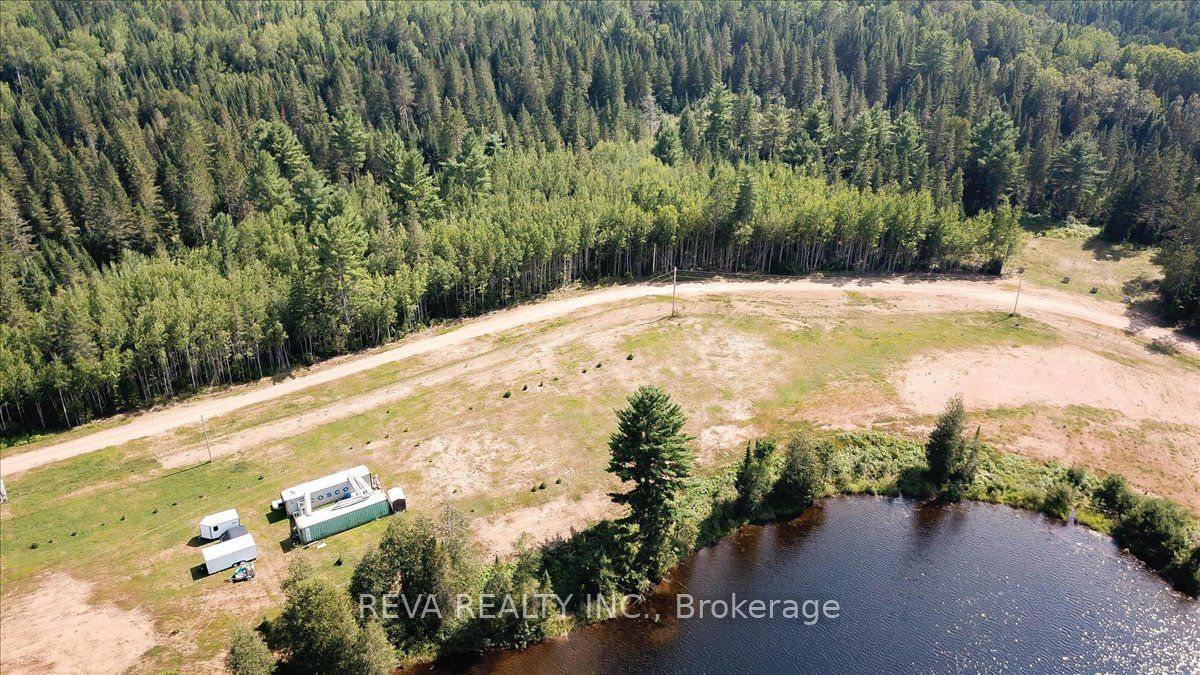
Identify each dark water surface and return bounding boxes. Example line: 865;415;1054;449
445;497;1199;674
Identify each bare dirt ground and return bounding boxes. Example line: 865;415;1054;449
897;345;1200;424
472;493;618;556
892;335;1200;510
5;275;1195;477
0;573;158;674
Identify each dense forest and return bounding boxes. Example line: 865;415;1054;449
1;1;1199;431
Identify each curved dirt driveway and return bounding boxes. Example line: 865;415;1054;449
2;276;1193;477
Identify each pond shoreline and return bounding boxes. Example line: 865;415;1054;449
414;495;1199;673
409;491;1198;673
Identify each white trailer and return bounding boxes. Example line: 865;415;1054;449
199;508;240;540
202;533;258;575
279;465;374;516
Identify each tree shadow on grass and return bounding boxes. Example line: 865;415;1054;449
1082;236;1146;262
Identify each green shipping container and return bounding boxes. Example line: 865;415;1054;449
296;498;390;543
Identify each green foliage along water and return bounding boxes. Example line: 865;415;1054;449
3;1;1200;430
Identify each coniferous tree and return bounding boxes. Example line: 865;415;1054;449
607;386;694;580
331;107;368;181
703;83;734;160
651;123;684;166
1046;135;1105;220
964;111;1022;214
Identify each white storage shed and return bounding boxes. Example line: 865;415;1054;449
202;533;258;575
199;508;240;540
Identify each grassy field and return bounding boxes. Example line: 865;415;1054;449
1012;217;1162;306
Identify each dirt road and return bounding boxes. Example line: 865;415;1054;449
2;276;1192;477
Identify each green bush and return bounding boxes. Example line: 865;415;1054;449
1042;482;1078;520
227;624;274;675
1094;473;1138;515
735;438;777;517
773;433;824;508
1113;498;1192;572
1179;547;1200;596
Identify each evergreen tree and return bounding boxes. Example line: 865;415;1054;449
607;386;694;580
964;111;1022;214
651;123;684;166
246;151;294;213
703;83;734;159
331;106;368;181
1047;135;1105;220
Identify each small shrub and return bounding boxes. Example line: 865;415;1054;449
596;362;602;368
503;390;512;398
29;543;38;549
626;353;634;360
555;478;562;484
226;623;275;675
538;482;547;490
1042;482;1077;520
1095;473;1137;515
522;384;528;391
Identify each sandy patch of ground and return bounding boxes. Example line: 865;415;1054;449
0;573;158;673
410;434;509;499
696;424;757;464
472;493;618;556
895;344;1200;509
896;345;1200;424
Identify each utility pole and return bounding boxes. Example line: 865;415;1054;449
201;415;213;463
671;266;678;318
1012;267;1025;316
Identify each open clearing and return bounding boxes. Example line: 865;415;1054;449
2;274;1199;671
0;573;158;674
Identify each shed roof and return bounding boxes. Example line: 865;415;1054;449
201;533;256;563
199;508;239;527
280;465;371;501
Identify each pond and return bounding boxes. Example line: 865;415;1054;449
443;497;1199;673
